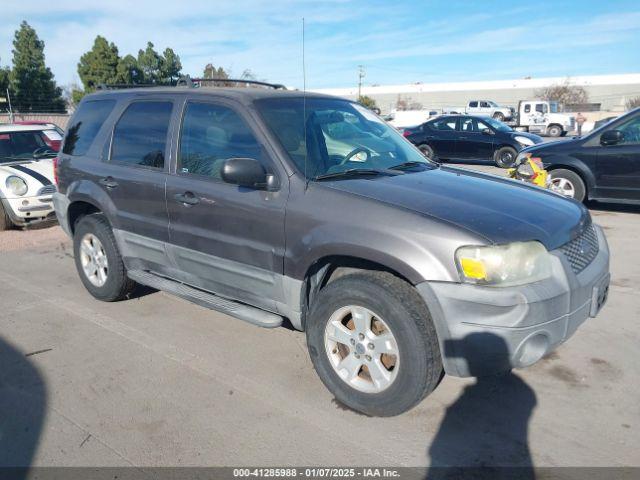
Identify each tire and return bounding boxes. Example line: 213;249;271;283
549;169;586;202
418;144;435;160
547;124;562;137
493;146;517;168
0;202;13;231
493;112;505;122
306;271;443;416
73;213;136;301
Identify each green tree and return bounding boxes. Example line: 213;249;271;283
116;54;144;84
161;48;182;84
10;21;65;112
203;63;229;79
357;95;377;110
0;60;9;97
137;42;163;84
77;35;120;91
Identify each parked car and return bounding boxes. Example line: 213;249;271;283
462;100;514;121
0;124;58;230
385;109;436;129
11;122;64;151
54;85;610;416
517;107;640;204
403;114;543;167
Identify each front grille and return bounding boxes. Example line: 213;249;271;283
559;224;599;274
37;184;57;195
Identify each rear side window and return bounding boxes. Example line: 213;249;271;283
430;118;457;131
110;101;173;169
63;99;116;156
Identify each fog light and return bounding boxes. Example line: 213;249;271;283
516;334;550;367
22;200;29;206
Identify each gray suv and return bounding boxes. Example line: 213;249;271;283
53;83;610;416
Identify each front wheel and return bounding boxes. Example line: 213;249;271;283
547;124;563;137
493;112;505;122
306;271;442;416
494;146;517;168
73;213;137;301
418;143;435;161
0;202;13;231
549;169;586;202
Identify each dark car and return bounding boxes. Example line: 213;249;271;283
518;107;640;204
53;84;609;416
403;114;543;167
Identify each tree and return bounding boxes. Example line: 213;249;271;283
161;48;182;84
77;36;120;91
203;63;229;79
535;79;589;106
10;21;65;112
357;95;377;110
116;54;144;84
625;97;640;110
0;61;9;97
137;42;163;84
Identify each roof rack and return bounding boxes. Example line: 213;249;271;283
96;76;286;91
182;76;287;90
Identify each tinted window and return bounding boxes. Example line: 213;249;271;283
430;118;457;131
179;102;264;179
0;131;49;163
469;101;478;108
480;101;490;108
63;99;116;156
460;118;489;133
111;101;172;169
615;115;640;145
524;104;531;113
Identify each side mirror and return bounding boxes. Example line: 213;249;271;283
600;130;624;146
221;158;277;191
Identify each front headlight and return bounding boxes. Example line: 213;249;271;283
455;241;553;287
5;175;28;196
515;135;535;147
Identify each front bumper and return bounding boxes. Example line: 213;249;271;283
1;195;56;227
417;225;610;377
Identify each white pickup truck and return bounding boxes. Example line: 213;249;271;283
447;100;515;121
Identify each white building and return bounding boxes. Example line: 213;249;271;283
314;73;640;115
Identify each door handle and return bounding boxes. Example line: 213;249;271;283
174;191;200;206
99;177;118;189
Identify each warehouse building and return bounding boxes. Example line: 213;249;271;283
314;73;640;115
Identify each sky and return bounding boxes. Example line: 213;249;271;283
2;0;640;90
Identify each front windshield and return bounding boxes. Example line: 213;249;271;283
488;101;499;107
255;97;433;179
0;131;56;163
482;116;512;132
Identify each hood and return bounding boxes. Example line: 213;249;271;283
322;166;589;250
522;136;581;155
0;159;55;198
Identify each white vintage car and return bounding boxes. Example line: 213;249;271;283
0;124;58;230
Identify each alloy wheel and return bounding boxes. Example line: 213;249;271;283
79;233;109;287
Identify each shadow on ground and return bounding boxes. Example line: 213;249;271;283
426;333;537;480
0;336;47;477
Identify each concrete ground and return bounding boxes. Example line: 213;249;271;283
1;167;639;469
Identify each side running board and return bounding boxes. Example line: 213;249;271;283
127;270;283;328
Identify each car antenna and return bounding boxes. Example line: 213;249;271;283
302;17;310;191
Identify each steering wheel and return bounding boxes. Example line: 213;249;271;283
340;147;371;165
32;146;55;158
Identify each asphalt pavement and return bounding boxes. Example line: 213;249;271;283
0;167;638;469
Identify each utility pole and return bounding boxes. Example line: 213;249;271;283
6;89;14;123
357;65;365;100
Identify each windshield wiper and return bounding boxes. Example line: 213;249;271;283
388;161;429;171
313;168;394;181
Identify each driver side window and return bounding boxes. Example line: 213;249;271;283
615;115;640;145
179;102;266;180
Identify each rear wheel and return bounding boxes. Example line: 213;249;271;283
549;169;586;202
306;271;442;416
494;146;517;168
0;202;13;231
73;213;136;301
